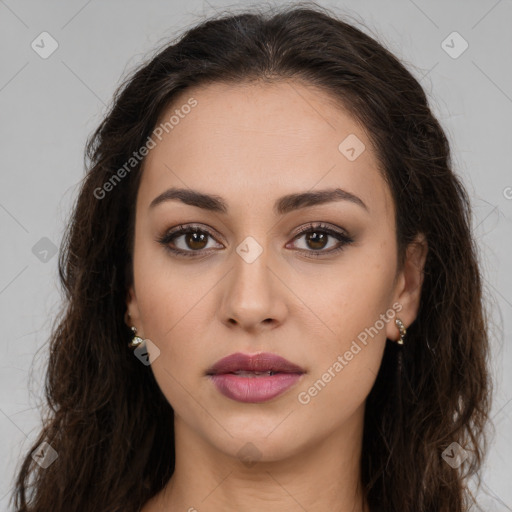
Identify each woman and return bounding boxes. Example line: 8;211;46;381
12;2;491;511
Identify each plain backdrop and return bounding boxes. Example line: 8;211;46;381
1;0;511;510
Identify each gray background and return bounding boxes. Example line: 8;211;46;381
1;0;511;510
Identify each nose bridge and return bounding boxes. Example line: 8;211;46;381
232;236;273;306
219;235;286;329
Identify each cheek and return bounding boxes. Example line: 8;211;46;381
135;280;208;411
295;340;385;435
293;245;396;410
134;273;208;371
296;245;396;352
131;243;219;406
133;234;211;339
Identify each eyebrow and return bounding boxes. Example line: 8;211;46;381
149;187;368;215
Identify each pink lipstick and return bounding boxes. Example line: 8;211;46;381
206;352;305;403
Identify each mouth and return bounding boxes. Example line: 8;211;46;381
206;351;306;376
225;370;280;376
206;352;305;403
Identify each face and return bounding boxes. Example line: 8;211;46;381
126;80;426;463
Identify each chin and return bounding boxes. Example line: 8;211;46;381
195;418;301;460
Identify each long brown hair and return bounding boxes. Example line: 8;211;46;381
12;2;491;511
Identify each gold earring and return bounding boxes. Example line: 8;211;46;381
395;318;407;345
128;326;144;349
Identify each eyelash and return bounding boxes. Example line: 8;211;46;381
156;222;354;259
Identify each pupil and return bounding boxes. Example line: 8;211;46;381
307;231;327;250
187;231;207;250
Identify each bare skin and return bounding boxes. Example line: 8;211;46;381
126;80;427;512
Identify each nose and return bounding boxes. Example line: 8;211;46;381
218;243;288;332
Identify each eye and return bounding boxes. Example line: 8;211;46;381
286;222;354;258
157;222;354;260
157;224;223;258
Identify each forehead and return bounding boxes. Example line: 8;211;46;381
138;80;394;220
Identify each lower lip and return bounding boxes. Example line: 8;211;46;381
208;373;304;403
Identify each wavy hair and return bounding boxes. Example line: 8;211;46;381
12;2;491;511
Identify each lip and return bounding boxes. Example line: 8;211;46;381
206;352;305;375
206;352;306;403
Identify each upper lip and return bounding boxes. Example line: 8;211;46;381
206;352;305;375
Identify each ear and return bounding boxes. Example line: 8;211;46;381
386;233;428;341
125;285;143;334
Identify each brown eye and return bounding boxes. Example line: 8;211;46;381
184;230;209;250
157;225;224;258
287;223;354;258
304;231;329;250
